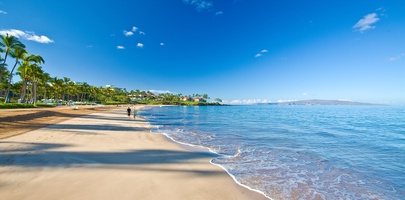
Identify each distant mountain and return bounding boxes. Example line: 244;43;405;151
264;99;378;106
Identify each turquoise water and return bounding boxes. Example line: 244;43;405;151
140;105;405;200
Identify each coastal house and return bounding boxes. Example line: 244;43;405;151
181;96;192;101
193;97;206;102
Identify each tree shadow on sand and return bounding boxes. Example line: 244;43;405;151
0;141;221;176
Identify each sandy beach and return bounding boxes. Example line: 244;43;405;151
0;106;267;200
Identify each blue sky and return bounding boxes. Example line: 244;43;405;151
1;0;404;104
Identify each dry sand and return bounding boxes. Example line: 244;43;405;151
0;106;267;200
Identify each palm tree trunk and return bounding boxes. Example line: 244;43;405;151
0;51;10;84
3;60;19;103
43;87;47;101
0;65;4;85
33;80;37;105
4;75;13;103
20;79;26;102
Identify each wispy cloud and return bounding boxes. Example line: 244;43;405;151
183;0;213;11
0;29;54;43
123;30;134;36
276;99;297;103
86;45;93;48
353;13;380;32
255;53;263;58
0;10;7;14
149;90;176;94
137;43;144;48
215;11;223;16
224;99;271;105
124;26;145;36
389;53;405;62
160;43;165;46
117;45;125;49
255;49;268;58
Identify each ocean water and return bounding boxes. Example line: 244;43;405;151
140;105;405;200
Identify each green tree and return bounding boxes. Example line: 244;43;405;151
38;72;51;101
50;77;63;100
62;77;71;101
202;94;209;100
17;57;31;102
4;46;28;102
214;98;222;103
16;54;44;103
0;60;8;90
0;34;25;84
30;64;44;104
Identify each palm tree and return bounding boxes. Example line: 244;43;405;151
62;77;71;101
79;82;89;103
202;94;209;101
15;54;44;103
17;58;31;102
0;58;8;90
30;64;44;104
50;77;63;101
4;46;27;103
214;98;222;103
0;34;25;84
88;85;99;103
38;72;51;101
27;54;44;104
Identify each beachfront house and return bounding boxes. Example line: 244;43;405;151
181;96;192;101
193;97;206;102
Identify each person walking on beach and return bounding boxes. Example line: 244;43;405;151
133;109;137;119
127;107;131;119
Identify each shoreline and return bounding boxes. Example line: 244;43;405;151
142;106;271;199
0;105;268;199
156;129;272;200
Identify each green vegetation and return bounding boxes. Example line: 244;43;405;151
0;34;222;108
0;103;36;109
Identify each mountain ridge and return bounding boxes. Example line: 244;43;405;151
262;99;379;106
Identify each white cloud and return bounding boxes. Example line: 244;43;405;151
183;0;213;11
160;43;165;46
353;13;380;32
276;99;296;103
137;43;144;48
86;45;93;48
302;92;307;96
117;45;125;49
132;26;138;32
215;11;223;16
27;35;54;43
255;53;263;58
0;10;7;14
148;90;176;94
255;49;269;58
0;29;54;44
389;53;405;62
123;30;134;36
139;31;145;35
224;99;271;105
